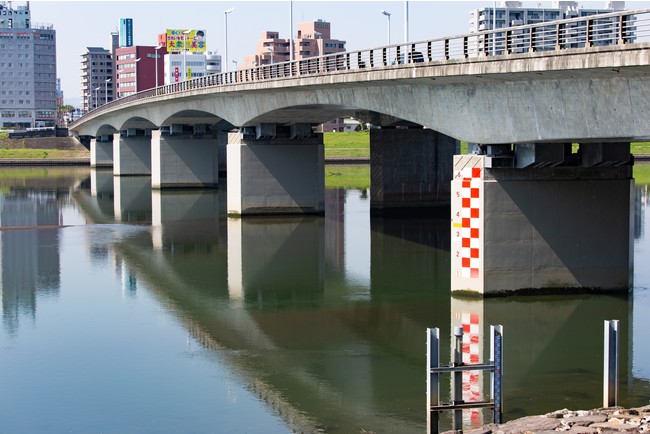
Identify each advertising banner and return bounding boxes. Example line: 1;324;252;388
166;29;206;53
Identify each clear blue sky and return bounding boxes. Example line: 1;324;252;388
30;0;650;107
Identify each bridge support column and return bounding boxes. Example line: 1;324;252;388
90;135;113;168
370;128;458;214
113;130;152;176
151;128;219;189
451;153;633;295
226;132;324;216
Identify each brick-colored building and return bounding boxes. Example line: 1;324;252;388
242;19;345;68
115;45;166;98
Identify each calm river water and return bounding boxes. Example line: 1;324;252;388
0;167;648;433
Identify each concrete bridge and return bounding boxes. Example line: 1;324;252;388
70;9;650;295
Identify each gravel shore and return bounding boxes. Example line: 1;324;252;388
448;406;650;434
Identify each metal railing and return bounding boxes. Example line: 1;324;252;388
71;8;650;128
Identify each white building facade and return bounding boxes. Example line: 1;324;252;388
469;1;628;53
0;1;57;128
163;52;221;85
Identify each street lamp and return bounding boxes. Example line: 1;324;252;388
182;30;191;81
266;45;274;64
232;59;238;70
380;9;391;45
154;43;163;88
105;78;111;105
224;7;234;72
133;58;141;95
404;1;409;43
94;86;100;109
314;31;322;57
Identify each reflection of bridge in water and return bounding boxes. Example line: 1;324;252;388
63;171;650;431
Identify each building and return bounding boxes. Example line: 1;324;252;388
163;52;217;84
242;19;346;68
80;47;113;113
0;1;57;128
469;1;628;53
158;29;217;83
115;45;166;98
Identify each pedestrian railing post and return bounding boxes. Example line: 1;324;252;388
603;320;619;408
427;328;440;434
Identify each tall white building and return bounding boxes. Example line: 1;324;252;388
469;1;628;53
0;1;57;128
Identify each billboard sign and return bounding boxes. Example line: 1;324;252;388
166;29;206;53
119;18;133;47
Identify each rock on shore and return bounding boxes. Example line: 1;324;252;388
444;406;650;434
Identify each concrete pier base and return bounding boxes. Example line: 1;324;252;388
151;129;219;189
90;136;113;168
113;132;152;176
451;154;633;295
370;128;458;214
226;133;324;216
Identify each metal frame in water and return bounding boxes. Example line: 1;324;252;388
426;325;503;434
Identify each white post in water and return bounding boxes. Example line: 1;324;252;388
453;326;464;431
427;328;439;434
603;320;619;407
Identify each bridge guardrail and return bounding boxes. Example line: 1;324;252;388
71;8;650;129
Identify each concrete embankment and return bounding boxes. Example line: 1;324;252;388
447;406;650;434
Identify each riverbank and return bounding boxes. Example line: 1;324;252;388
447;406;650;434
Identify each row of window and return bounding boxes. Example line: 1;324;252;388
1;100;31;106
1;90;32;95
117;62;137;69
117;53;136;60
1;62;31;67
0;43;31;49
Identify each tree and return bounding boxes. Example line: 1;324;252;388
57;104;76;125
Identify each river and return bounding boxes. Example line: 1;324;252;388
0;166;647;433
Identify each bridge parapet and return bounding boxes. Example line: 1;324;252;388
71;8;650;129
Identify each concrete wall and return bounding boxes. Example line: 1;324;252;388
227;133;324;216
151;130;219;189
452;154;633;295
370;128;458;213
113;134;152;176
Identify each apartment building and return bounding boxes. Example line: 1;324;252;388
0;1;57;128
80;47;112;113
115;45;166;97
469;1;627;53
242;19;346;68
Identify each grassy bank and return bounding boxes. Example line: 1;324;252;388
323;131;369;157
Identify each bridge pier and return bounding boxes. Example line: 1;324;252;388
451;151;633;295
226;132;324;216
370;128;458;215
113;130;152;176
151;126;220;189
90;135;114;168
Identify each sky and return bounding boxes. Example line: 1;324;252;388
27;0;650;107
